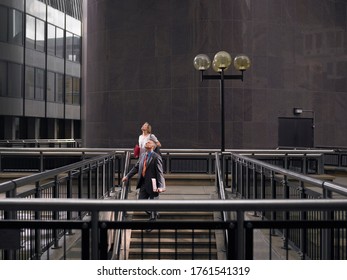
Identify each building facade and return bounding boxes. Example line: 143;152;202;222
1;0;346;149
83;0;347;149
0;0;82;140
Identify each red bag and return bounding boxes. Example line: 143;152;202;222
134;144;140;158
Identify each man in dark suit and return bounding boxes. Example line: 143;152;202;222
122;139;165;221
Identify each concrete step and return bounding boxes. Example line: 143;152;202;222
127;209;219;260
130;211;215;220
128;173;215;187
130;237;216;245
128;248;218;260
131;229;217;239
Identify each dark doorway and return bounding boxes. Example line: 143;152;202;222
278;117;314;148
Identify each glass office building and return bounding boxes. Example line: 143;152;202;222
0;0;82;140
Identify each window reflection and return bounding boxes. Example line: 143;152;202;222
56;27;64;58
65;76;73;104
73;35;81;62
47;24;56;55
8;63;23;98
25;66;35;99
26;15;46;52
26;15;35;49
0;61;7;97
47;71;55;102
66;33;81;62
73;77;80;105
36;19;45;52
56;73;64;103
0;6;8;42
66;32;73;61
35;68;44;100
9;9;23;45
1;3;82;108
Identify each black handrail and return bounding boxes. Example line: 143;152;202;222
231;152;347;197
111;151;131;259
214;153;230;258
0;152;123;194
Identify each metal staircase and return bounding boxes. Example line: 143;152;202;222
122;174;223;260
127;211;218;260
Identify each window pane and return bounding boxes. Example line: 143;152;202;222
35;68;44;100
47;71;55;102
66;32;74;61
73;35;81;62
0;6;8;42
0;61;7;97
47;24;56;55
9;9;23;45
8;63;23;98
25;66;35;99
65;76;73;104
36;19;45;52
56;27;64;58
56;73;63;103
73;77;80;105
26;15;35;49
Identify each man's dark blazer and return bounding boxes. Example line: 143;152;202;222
126;151;165;194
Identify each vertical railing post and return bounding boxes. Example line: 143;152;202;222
237;210;245;259
270;171;277;235
224;154;229;188
88;164;92;199
78;167;83;218
102;159;106;196
302;154;307;174
34;181;42;259
81;222;90;260
40;151;44;172
112;156;116;189
245;222;254;260
91;211;99;260
227;222;237;260
245;163;250;199
299;181;307;259
260;167;266;217
231;156;236;194
240;159;244;198
282;175;289;250
322;186;333;259
99;222;108;260
53;175;61;249
4;188;17;260
96;163;100;198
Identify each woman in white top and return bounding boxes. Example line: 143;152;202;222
138;122;161;156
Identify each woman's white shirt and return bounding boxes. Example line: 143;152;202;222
138;134;158;156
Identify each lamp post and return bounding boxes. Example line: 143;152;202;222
193;51;251;152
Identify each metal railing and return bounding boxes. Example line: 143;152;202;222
0;139;82;148
230;152;347;259
0;151;125;260
0;147;333;173
1;199;347;260
1;148;346;260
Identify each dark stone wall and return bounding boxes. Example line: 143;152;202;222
83;0;347;149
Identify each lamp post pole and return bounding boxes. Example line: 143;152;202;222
194;51;250;153
220;70;225;152
199;69;245;152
